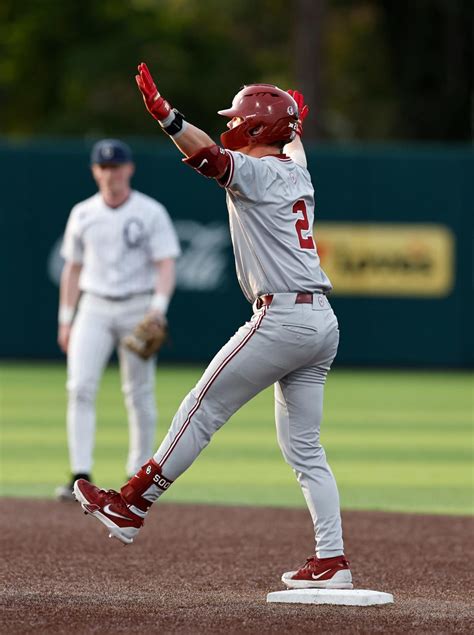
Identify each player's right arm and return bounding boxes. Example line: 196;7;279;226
58;261;82;353
136;63;229;179
58;206;84;353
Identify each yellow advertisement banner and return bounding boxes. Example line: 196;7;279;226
315;223;455;297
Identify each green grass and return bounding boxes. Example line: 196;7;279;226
0;363;472;514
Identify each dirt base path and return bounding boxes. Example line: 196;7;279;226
1;500;472;633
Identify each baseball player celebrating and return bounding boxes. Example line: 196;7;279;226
74;65;352;590
56;138;181;501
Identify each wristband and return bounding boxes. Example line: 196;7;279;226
160;109;187;137
150;293;170;315
58;306;74;325
159;111;176;127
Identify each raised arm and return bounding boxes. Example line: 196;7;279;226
284;135;307;169
136;63;214;157
284;89;309;168
136;62;230;179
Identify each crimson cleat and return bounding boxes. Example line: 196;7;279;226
281;555;353;589
73;479;144;545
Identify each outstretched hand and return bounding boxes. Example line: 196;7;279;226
135;62;172;122
287;89;309;136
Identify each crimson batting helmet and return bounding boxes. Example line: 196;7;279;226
218;84;299;150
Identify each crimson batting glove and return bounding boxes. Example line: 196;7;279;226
287;89;309;137
135;62;172;122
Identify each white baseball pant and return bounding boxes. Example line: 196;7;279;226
67;292;157;476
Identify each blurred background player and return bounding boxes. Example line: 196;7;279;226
56;138;181;500
74;67;352;590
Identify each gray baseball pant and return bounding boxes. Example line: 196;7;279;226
153;292;343;557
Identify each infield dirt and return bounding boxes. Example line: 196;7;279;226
1;500;472;633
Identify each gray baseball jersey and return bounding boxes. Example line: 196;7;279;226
61;190;181;298
221;151;332;303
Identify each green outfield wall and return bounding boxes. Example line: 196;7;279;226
0;138;472;366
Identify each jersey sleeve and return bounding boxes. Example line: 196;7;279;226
149;203;181;261
219;151;275;202
60;207;84;264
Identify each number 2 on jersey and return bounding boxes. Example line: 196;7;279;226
292;200;315;250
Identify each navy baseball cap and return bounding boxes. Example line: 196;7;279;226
90;139;133;165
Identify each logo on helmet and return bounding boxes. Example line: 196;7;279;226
287;106;295;115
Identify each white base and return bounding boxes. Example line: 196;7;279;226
267;589;394;607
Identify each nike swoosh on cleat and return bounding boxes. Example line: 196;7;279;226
311;569;333;580
197;159;208;169
103;504;132;521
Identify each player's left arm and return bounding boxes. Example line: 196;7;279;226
284;89;309;168
121;257;175;359
136;63;230;179
284;135;307;169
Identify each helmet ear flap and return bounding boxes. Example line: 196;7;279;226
220;119;254;150
219;84;299;149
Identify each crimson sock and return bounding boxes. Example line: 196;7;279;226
121;458;173;514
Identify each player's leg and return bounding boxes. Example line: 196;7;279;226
150;307;285;481
118;342;157;477
275;366;343;557
274;317;352;588
74;308;282;540
78;305;300;529
66;296;115;477
116;295;157;477
276;368;352;589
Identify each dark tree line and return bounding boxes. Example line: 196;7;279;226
0;0;471;141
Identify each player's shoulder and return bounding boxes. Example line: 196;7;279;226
261;153;294;165
262;154;306;170
69;193;101;218
266;155;314;198
257;153;309;177
131;190;169;216
228;151;290;174
262;154;311;180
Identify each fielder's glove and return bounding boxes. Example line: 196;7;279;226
122;314;168;360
